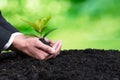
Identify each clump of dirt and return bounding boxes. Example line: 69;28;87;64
0;49;120;80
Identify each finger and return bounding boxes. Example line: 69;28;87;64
45;41;62;60
36;39;55;54
31;48;49;60
55;41;62;54
52;40;62;51
23;49;35;58
41;41;62;60
45;55;54;60
52;40;62;57
44;38;55;46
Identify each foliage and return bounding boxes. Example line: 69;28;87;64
22;16;55;38
0;0;120;50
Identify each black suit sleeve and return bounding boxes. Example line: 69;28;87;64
0;26;13;51
0;11;18;33
0;11;19;52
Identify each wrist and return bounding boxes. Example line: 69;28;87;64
10;35;27;51
3;32;23;50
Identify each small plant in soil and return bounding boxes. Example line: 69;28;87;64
22;16;56;46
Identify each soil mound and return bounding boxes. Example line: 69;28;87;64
0;49;120;80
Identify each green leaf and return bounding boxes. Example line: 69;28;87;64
39;16;51;33
21;19;40;33
21;16;54;37
43;28;57;38
35;19;41;27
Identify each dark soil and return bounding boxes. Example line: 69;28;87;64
0;49;120;80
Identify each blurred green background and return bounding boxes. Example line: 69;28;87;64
0;0;120;50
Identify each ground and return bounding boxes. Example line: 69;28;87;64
0;49;120;80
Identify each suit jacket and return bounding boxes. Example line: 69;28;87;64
0;11;18;52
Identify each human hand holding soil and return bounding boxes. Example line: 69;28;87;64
12;16;62;60
11;34;62;60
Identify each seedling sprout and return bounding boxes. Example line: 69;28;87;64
22;16;56;46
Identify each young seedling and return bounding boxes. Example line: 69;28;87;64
22;16;56;46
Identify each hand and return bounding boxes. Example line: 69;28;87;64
44;38;62;60
11;35;62;60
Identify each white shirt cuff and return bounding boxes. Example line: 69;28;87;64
3;32;23;50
